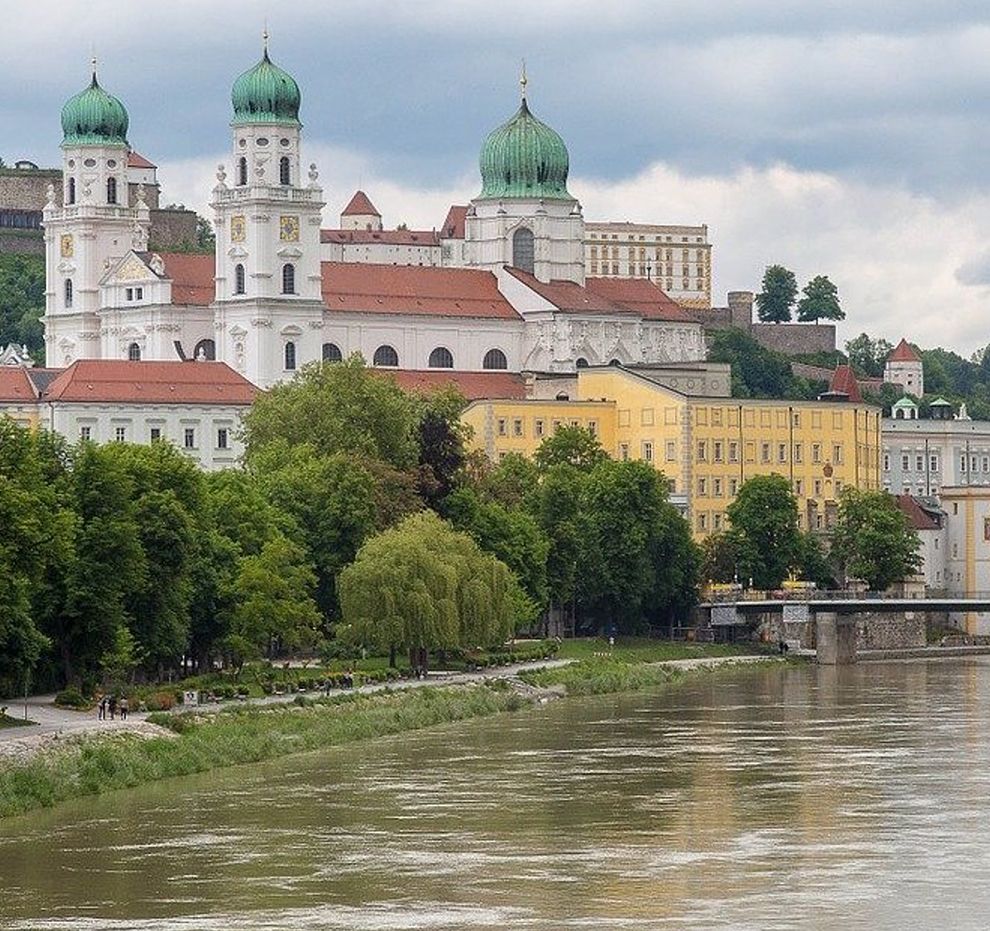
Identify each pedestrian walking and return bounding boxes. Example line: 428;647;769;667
97;695;106;720
108;694;117;720
120;696;129;720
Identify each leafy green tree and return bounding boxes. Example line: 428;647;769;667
533;424;609;473
755;264;797;323
99;626;144;692
196;215;215;251
0;253;45;356
795;531;837;589
707;328;812;399
204;469;291;556
726;474;801;590
243;355;420;470
415;386;469;509
844;333;893;378
533;463;586;629
830;489;921;590
701;532;739;584
797;274;844;322
479;452;540;510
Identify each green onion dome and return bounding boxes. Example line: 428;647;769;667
61;72;129;146
231;49;301;126
479;98;571;200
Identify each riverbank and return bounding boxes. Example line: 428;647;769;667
0;646;773;820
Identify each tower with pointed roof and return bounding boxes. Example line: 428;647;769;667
465;68;585;284
43;62;150;367
211;35;326;386
884;338;924;396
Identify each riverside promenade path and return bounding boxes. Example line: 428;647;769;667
0;653;778;762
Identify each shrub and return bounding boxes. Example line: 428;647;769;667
145;691;176;712
54;688;89;709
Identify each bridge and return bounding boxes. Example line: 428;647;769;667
697;591;990;665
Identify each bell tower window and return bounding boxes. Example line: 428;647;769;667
280;156;290;186
238;156;248;186
67;177;76;205
513;227;535;274
107;177;117;204
234;263;245;295
282;263;295;295
64;279;73;308
127;342;141;361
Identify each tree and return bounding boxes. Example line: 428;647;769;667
707;328;817;400
415;386;469;509
701;532;740;584
795;531;837;590
726;474;801;590
797;275;844;323
845;333;893;378
533;425;609;473
755;265;797;323
242;355;420;470
533;463;587;630
0;253;45;357
479;452;540;510
830;489;921;591
196;215;215;251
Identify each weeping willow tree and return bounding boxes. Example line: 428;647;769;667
338;512;518;663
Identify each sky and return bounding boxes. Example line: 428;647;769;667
5;0;990;354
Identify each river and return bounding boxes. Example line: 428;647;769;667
3;659;990;930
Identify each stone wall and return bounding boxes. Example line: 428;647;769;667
763;610;936;650
0;169;62;210
148;209;198;251
0;230;44;255
751;322;836;356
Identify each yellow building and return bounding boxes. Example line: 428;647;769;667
462;365;882;538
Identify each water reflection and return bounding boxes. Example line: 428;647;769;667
4;660;990;929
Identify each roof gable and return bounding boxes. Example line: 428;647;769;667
888;338;921;363
341;190;380;217
158;253;215;306
0;367;38;402
441;205;467;239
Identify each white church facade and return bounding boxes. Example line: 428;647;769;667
42;47;706;390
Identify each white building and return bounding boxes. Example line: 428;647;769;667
884;338;924;396
41;48;707;390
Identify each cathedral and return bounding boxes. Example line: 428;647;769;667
43;44;706;389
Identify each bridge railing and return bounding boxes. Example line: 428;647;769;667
703;588;990;604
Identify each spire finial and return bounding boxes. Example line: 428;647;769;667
90;46;98;84
262;23;270;56
520;59;528;102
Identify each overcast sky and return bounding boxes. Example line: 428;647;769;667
5;0;990;354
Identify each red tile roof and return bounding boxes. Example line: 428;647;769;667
127;151;157;170
321;229;439;246
0;367;38;402
43;360;257;405
321;263;521;320
585;277;698;322
888;338;921;363
829;364;863;403
441;205;468;239
505;268;634;315
341;190;381;217
381;370;527;400
895;494;940;531
159;253;215;306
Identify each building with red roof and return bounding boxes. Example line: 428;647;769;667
884;338;924;396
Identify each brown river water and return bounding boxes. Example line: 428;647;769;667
3;659;990;929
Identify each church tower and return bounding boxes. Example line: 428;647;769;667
43;63;149;366
212;36;325;387
465;70;585;284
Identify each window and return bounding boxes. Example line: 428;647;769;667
795;479;804;496
697;513;708;532
713;477;723;497
835;480;843;494
883;453;890;472
114;426;126;443
150;427;161;442
642;441;654;462
698;477;707;496
279;156;290;185
793;413;801;428
914;455;924;471
696;441;707;462
728;441;739;463
512;227;535;274
483;348;507;370
931;454;939;471
778;443;787;463
713;441;723;463
665;440;676;462
587;420;598;436
64;279;73;308
619;443;629;461
68;177;76;204
497;418;507;437
373;345;398;367
428;346;454;369
761;443;771;463
79;426;91;441
322;342;342;363
238;156;248;186
127;342;141;361
107;177;117;204
962;457;968;473
513;419;523;437
194;339;216;361
812;443;822;464
126;288;133;301
713;513;723;531
794;443;803;463
729;478;739;497
902;454;910;471
284;341;296;370
281;263;295;294
234;264;245;295
184;428;195;449
575;357;589;368
833;444;844;464
814;479;822;497
217;428;229;450
535;419;545;438
135;287;143;300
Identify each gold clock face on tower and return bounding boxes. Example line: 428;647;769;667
230;215;246;243
279;215;300;242
60;234;73;258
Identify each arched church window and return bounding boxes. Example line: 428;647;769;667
238;157;248;186
284;341;296;371
322;342;343;363
483;348;507;370
64;279;73;308
127;342;141;361
609;358;622;367
512;227;535;274
373;344;398;367
282;264;296;294
194;338;216;361
67;177;76;204
234;264;245;295
280;156;290;186
429;347;454;369
107;177;117;204
575;357;589;368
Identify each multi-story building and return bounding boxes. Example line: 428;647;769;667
462;364;882;537
884;338;924;396
0;359;256;470
584;222;712;309
882;396;990;496
939;486;990;634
